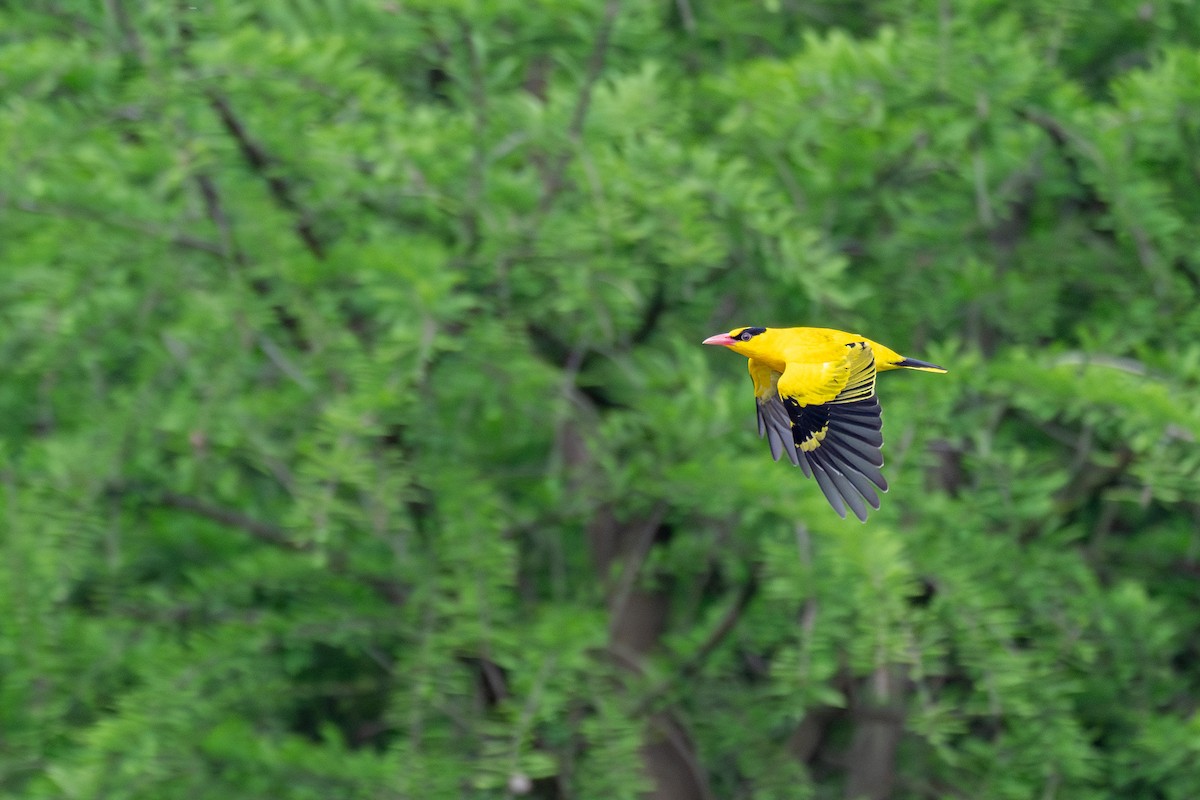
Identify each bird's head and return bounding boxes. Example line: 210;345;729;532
702;326;771;358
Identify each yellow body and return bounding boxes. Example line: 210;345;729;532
727;326;909;373
726;326;943;403
704;325;946;521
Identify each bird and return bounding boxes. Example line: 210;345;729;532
702;326;946;521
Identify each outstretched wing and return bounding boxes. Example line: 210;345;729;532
752;343;887;521
750;358;800;467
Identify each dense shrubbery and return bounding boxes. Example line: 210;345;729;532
3;2;1200;798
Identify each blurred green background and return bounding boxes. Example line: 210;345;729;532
3;1;1200;798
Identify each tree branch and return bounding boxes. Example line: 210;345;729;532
633;570;758;715
104;0;145;60
10;199;223;256
194;172;243;264
194;171;310;350
607;502;668;637
159;491;310;551
486;1;622;309
207;91;326;260
537;0;621;214
155;491;411;605
455;15;489;258
646;712;718;800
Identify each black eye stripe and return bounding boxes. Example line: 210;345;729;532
738;326;767;341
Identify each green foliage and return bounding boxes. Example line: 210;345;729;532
2;1;1200;798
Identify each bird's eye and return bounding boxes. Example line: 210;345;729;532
739;331;753;341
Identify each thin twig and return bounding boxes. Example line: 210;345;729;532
10;199;224;256
257;334;315;391
489;1;622;305
207;91;326;259
157;492;412;604
159;492;309;551
537;0;622;213
456;15;489;258
194;173;242;263
194;171;309;349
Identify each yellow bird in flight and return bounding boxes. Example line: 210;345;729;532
703;326;946;521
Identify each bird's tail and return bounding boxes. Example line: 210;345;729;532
893;357;947;373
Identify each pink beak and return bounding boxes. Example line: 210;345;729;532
702;333;737;347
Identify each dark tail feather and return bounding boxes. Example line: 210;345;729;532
894;357;947;373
